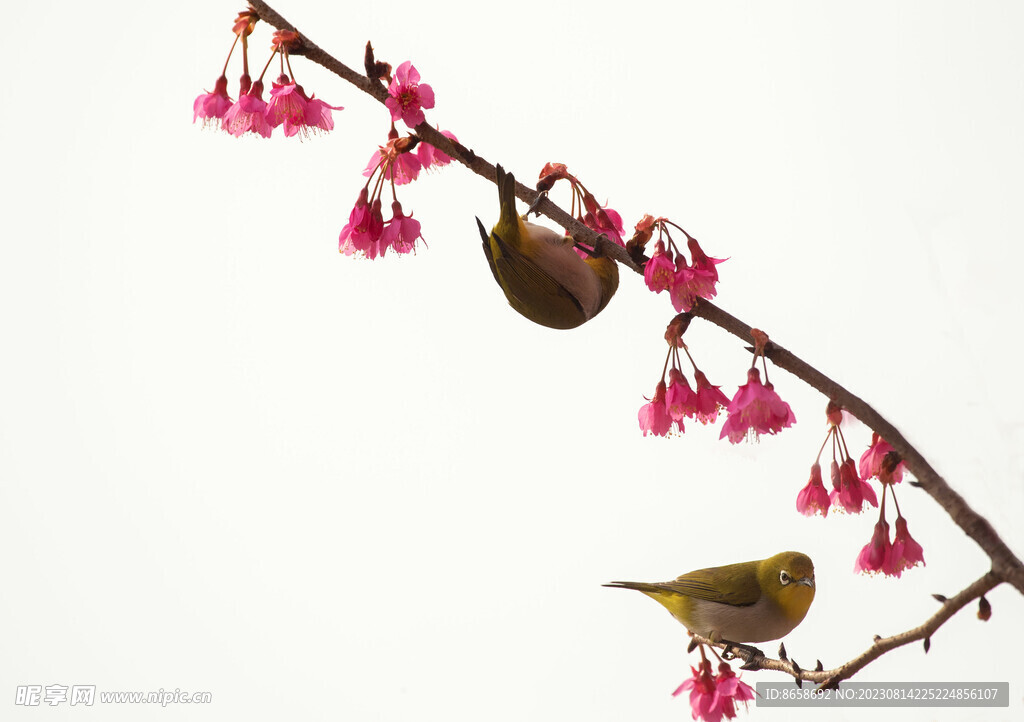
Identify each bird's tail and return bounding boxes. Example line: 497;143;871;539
603;581;664;594
493;164;520;245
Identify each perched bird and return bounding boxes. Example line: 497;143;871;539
605;552;815;644
476;165;618;329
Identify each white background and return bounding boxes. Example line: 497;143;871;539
2;1;1022;720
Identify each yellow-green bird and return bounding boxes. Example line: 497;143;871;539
476;165;619;330
605;552;815;644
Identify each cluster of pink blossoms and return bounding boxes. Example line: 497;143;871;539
853;433;924;576
639;324;796;444
795;404;925;577
718;330;795;444
193;16;342;139
629;222;786;445
340;115;457;257
796;401;877;518
192;15;454;259
718;366;796;444
638;318;731;437
336;57;454;258
636;215;726;312
639;367;733;437
859;431;907;484
674;657;755;722
362;125;458;187
854;493;925;578
535;163;627;257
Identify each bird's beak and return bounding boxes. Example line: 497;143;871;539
796;577;815;588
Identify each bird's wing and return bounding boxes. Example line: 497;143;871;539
657;562;762;607
478;217;502;286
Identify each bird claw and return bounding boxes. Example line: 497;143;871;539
523;190;548;219
739;653;765;671
720;640;765;670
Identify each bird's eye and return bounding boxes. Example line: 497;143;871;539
779;571;791;585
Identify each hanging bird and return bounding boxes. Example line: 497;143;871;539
605;552;815;646
476;165;618;329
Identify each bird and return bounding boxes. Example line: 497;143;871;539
476;165;619;330
604;552;815;647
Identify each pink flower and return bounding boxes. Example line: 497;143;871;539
692;370;730;424
719;368;796;443
889;515;925;577
638;381;673;437
797;463;831;517
417;129;458;170
579;196;626;259
193;75;233;127
665;368;696;430
585;207;625;246
386;61;435;128
303;95;344;134
266;78;308;132
222;80;272;138
669;257;699;312
670;255;718;312
338;189;385;258
714;661;755;719
685;265;719;303
854;518;892;575
830;457;879;514
581;193;626;247
848;458;878;506
673;660;721;722
644;241;675;293
265;75;343;138
687;236;726;285
379;200;423;256
859;433;906;484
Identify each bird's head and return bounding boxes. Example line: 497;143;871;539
758;551;815;624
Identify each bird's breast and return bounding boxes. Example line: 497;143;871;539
519;228;603;318
678;596;800;644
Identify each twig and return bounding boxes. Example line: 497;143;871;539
691;571;1001;686
240;0;1024;671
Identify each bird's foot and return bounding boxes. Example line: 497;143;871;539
522;191;548;219
720;640;765;670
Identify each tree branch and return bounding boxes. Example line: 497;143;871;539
240;0;1023;675
691;571;1001;687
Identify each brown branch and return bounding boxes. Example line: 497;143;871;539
240;0;1023;674
691;571;1001;687
248;0;1023;595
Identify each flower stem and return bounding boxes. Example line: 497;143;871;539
816;429;831;464
221;34;240;77
257;47;280;83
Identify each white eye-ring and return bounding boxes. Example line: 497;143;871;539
779;570;791;585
